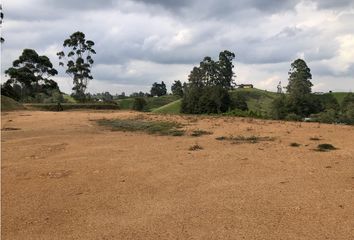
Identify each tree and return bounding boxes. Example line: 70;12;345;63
272;59;318;118
286;59;312;97
3;49;59;101
181;50;236;114
101;92;113;102
217;50;236;89
171;80;184;97
57;31;96;101
150;81;167;97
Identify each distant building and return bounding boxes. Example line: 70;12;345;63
238;84;253;89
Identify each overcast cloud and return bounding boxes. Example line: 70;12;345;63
1;0;353;94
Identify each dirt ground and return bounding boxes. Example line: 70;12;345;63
1;110;354;240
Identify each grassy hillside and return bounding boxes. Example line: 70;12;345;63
117;98;135;110
117;95;180;111
63;94;77;103
1;96;25;111
152;99;182;114
330;92;348;105
151;88;278;116
146;95;180;110
229;88;278;116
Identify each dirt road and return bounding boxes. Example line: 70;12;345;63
1;110;354;239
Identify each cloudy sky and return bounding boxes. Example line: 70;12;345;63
1;0;354;94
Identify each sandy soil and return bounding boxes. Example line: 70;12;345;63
1;110;354;240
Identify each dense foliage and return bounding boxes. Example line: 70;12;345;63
150;81;167;97
270;59;354;124
171;80;184;97
181;50;239;114
132;97;147;111
2;49;62;103
271;59;319;119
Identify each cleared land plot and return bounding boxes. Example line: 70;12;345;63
1;110;354;240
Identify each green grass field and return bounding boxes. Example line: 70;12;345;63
152;99;182;114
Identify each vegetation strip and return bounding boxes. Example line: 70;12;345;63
189;144;203;151
191;129;213;137
216;135;275;144
97;119;185;136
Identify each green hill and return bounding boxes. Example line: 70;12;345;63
1;96;25;111
229;88;278;115
152;99;182;114
330;92;348;105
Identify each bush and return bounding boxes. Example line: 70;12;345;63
231;92;248;111
341;93;354;111
285;113;302;121
132;97;147;111
270;94;288;119
315;109;338;124
317;93;339;111
97;118;184;136
181;85;232;114
339;102;354;125
316;143;337;152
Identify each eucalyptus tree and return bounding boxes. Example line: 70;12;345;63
57;31;96;101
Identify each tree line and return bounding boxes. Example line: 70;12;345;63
1;28;353;124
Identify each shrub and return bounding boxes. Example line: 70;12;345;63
270;94;288;120
231;92;248;111
285;113;302;121
97;118;184;136
317;93;339;111
215;135;275;144
191;129;213;137
132;97;147;111
290;142;301;147
339;102;354;125
316;143;337;152
315;109;338;124
341;93;354;111
189;144;203;151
